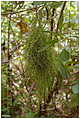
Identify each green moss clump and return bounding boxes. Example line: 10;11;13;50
25;26;54;99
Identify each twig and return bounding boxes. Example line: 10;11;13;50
1;5;43;16
50;8;55;39
56;1;67;32
7;14;11;82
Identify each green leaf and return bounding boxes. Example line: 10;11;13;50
60;49;69;61
49;2;63;8
72;83;79;94
38;39;58;52
70;94;79;108
26;111;35;118
53;57;69;79
58;15;64;31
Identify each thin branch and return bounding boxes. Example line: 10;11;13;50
56;1;67;32
7;14;11;82
50;8;55;39
1;5;43;16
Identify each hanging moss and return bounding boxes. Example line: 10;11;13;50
25;25;54;99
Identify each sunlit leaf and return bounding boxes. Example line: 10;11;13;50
60;49;70;61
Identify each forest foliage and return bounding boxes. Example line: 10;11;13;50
1;1;79;118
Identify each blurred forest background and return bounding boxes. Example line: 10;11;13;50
1;1;79;118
